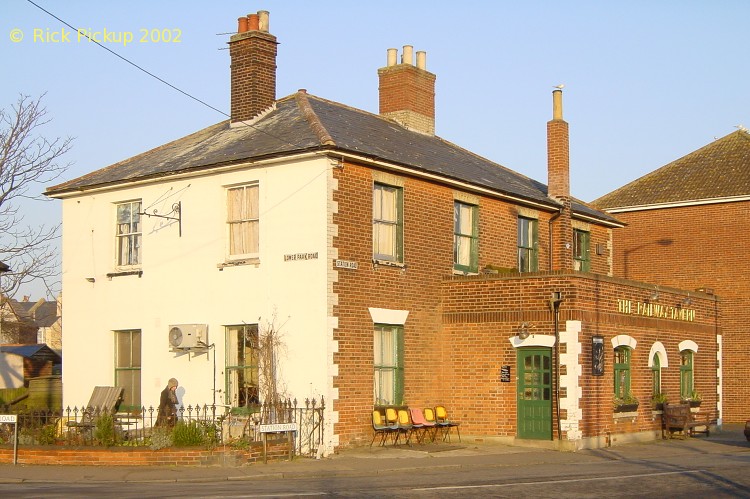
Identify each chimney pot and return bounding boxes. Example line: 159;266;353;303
298;88;307;94
248;13;260;31
402;45;414;65
552;89;563;120
237;16;248;33
416;51;427;70
258;10;270;32
387;48;398;67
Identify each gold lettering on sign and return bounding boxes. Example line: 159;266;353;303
617;299;695;322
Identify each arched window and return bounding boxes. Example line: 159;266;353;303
614;346;632;398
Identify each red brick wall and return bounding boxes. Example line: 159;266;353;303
0;439;291;466
610;202;745;422
332;161;633;447
441;273;718;440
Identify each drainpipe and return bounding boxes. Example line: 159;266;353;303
548;208;563;271
550;292;564;441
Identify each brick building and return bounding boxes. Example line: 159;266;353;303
595;129;749;423
45;11;719;451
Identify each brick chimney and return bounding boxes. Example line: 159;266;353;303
547;89;570;201
547;88;573;270
229;10;277;125
378;46;436;135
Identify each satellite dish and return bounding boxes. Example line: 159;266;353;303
169;326;183;347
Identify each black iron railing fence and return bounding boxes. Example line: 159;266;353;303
0;396;325;457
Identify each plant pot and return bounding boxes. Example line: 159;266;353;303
653;403;664;411
687;400;701;408
614;403;639;413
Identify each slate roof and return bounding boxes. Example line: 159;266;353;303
594;130;750;210
46;92;618;225
7;299;58;328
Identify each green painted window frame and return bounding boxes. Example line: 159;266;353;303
372;183;404;263
114;329;141;411
225;324;260;408
680;350;694;399
115;200;142;267
453;201;479;273
573;229;590;271
517;216;539;272
613;346;631;399
373;324;404;406
652;353;661;396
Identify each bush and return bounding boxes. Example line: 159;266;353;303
171;420;205;447
149;428;173;450
94;413;116;447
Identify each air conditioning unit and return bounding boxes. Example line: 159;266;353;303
168;324;208;349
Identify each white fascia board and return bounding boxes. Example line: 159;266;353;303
603;195;750;213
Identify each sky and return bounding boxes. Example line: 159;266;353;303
2;0;749;299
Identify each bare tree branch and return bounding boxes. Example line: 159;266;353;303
0;94;72;298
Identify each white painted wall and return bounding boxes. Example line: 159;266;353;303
59;156;332;418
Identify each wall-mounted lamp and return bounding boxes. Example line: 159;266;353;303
646;291;659;303
518;322;532;340
677;296;692;308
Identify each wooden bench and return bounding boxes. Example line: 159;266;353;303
662;402;714;439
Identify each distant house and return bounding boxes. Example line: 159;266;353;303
0;296;39;345
11;297;62;352
45;10;718;451
0;296;61;351
594;129;750;423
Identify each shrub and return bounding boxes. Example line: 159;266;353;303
94;413;116;447
171;420;205;447
149;428;173;450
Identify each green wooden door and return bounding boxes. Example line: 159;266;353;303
517;348;552;440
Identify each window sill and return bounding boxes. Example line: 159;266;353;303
106;270;143;279
453;269;479;276
218;258;260;270
372;259;405;269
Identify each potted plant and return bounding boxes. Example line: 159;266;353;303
652;393;668;411
613;392;640;413
683;390;702;408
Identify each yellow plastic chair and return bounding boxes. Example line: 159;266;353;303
435;405;461;442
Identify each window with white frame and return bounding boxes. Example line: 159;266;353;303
373;183;403;263
374;324;403;405
225;324;260;408
454;201;478;273
227;184;259;258
116;200;142;267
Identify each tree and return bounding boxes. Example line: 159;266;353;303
0;94;71;299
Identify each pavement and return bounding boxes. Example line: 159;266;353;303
0;424;747;484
